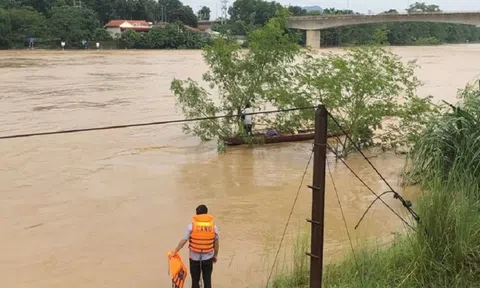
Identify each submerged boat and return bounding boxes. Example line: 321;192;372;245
223;129;343;146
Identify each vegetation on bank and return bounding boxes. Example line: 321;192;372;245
171;9;436;154
215;1;480;47
0;0;209;49
271;80;480;287
2;0;480;50
120;24;212;50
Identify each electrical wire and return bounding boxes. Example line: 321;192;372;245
0;106;317;140
355;190;396;230
327;112;420;225
326;143;415;230
326;158;358;267
265;145;314;288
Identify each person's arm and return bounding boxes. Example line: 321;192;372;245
213;239;219;259
174;239;187;254
213;225;219;262
172;225;191;255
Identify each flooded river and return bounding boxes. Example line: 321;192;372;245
1;45;480;288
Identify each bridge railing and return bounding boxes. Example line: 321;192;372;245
289;11;480;19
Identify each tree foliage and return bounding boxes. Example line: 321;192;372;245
288;6;307;16
1;6;47;48
407;1;440;13
299;47;438;155
0;8;11;47
48;6;99;46
198;6;210;21
171;9;303;145
228;0;282;27
0;0;203;48
121;22;211;49
171;9;438;155
93;27;113;41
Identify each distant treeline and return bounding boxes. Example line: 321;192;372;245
0;0;210;49
215;0;480;47
1;0;479;49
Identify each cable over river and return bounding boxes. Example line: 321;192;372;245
1;45;480;288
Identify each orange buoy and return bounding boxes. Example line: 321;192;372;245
167;251;188;288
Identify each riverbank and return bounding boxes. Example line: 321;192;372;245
271;80;480;288
4;41;480;51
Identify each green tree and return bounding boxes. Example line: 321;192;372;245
95;0;116;25
228;0;282;27
407;2;441;13
373;24;389;45
382;9;399;14
230;20;247;35
0;0;21;9
0;8;11;47
119;22;210;50
120;29;138;48
48;6;99;46
198;6;210;20
93;27;112;40
146;26;167;48
50;0;97;9
163;22;186;48
299;47;437;156
323;8;356;15
169;5;198;27
171;8;302;146
288;5;307;16
7;7;48;47
130;0;157;22
18;0;53;13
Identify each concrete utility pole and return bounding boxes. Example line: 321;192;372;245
307;105;328;288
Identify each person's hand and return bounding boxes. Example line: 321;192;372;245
171;250;177;257
212;256;217;263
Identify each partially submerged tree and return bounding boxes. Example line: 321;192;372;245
171;10;438;155
171;8;303;146
298;47;438;156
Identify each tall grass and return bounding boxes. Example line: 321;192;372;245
271;80;480;287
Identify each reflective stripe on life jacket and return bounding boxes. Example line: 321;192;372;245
167;251;187;288
189;214;215;253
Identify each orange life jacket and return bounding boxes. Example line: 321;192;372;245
189;214;216;253
167;251;187;288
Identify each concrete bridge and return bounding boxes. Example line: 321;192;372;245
288;12;480;48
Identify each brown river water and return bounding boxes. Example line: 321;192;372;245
1;45;480;288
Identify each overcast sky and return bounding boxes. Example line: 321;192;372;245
182;0;480;19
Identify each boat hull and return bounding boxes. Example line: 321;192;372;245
222;129;345;146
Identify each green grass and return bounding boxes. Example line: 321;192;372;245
271;80;480;288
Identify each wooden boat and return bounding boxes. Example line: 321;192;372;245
223;129;343;146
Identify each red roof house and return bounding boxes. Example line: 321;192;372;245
104;20;152;38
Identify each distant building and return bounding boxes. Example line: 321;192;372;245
198;20;220;33
104;20;152;38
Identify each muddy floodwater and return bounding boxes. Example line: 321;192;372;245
1;45;480;288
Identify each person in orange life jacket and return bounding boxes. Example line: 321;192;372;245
172;204;219;288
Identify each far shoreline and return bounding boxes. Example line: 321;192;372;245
1;42;480;54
